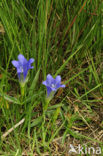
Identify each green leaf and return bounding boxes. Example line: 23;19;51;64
3;94;20;104
29;67;41;96
31;116;42;127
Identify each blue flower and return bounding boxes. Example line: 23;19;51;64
42;74;65;97
12;54;34;82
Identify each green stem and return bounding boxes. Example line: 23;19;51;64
21;86;24;97
42;110;46;145
43;97;51;111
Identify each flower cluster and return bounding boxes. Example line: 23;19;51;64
12;54;65;98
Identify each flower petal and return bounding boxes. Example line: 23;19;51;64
60;84;65;88
55;75;61;84
27;58;34;69
17;67;22;73
23;69;28;80
12;60;19;68
28;58;34;64
55;75;62;89
30;66;34;69
42;81;47;86
55;83;61;89
18;54;27;64
51;87;57;91
56;83;65;89
46;74;54;85
47;86;52;96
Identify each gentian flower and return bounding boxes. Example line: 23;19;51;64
42;74;65;97
12;54;34;84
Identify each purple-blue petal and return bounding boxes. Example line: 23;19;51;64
17;67;23;73
46;74;54;85
60;84;65;88
23;69;28;80
28;58;34;64
55;75;61;84
47;86;52;97
18;54;27;64
42;81;47;86
28;58;34;69
55;83;61;89
12;60;19;68
30;66;34;69
51;87;57;91
56;83;65;89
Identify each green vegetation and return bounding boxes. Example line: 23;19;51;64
0;0;103;155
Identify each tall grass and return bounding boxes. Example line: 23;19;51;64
0;0;103;155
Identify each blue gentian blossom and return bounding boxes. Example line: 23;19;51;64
12;54;34;83
42;74;65;97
